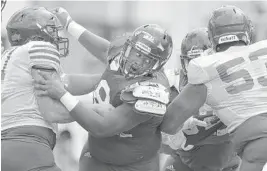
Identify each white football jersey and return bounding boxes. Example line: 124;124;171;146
1;41;62;132
188;40;267;133
164;68;228;151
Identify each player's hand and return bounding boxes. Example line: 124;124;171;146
182;117;208;135
51;7;72;30
34;70;67;100
93;104;115;115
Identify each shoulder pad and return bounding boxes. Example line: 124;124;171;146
187;58;210;84
120;80;170;117
121;81;170;104
134;100;167;117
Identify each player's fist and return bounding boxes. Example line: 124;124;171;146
182;117;207;135
51;7;72;30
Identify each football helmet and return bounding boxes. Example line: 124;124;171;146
180;28;212;74
208;5;253;52
119;24;173;78
6;7;69;57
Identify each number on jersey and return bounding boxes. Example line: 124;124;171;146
93;80;111;104
216;47;267;94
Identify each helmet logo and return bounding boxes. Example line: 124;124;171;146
143;34;155;43
135;30;155;44
218;35;239;44
135;41;151;55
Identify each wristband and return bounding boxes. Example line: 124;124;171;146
60;92;79;112
67;21;86;40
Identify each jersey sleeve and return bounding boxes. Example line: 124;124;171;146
187;58;210;84
28;41;61;74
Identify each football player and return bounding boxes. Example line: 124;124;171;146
1;7;111;171
34;7;173;171
161;5;267;171
161;28;240;171
1;7;71;171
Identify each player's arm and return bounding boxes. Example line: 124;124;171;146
32;68;74;123
63;73;101;95
69;23;110;64
69;101;152;137
53;8;110;64
29;42;74;123
160;83;207;134
68;80;170;137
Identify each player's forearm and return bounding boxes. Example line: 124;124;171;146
40;99;74;124
161;84;206;134
67;21;110;64
69;102;110;137
59;92;134;137
63;73;101;95
160;99;193;134
58;92;111;136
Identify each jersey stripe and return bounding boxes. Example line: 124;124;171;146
29;48;59;57
29;43;61;72
31;43;57;49
30;55;60;64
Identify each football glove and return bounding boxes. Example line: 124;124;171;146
51;7;72;30
182;116;208;135
183;115;225;146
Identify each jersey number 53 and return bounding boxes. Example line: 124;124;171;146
216;48;267;94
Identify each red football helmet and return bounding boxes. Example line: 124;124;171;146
119;24;173;78
208;5;253;52
180;28;212;74
6;7;69;57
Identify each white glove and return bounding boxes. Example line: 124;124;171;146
182;117;207;135
51;7;73;30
